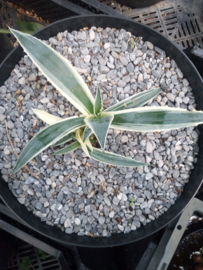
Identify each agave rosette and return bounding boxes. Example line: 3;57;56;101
9;28;203;174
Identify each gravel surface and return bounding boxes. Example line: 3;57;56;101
0;27;199;237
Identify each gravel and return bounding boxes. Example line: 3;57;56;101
0;26;199;237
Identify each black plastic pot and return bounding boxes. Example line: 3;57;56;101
0;15;203;248
116;0;163;8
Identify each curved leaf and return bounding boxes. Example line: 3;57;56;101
83;126;92;142
52;141;80;155
13;117;85;173
88;147;148;167
105;88;161;112
111;107;203;132
33;109;62;125
54;133;74;146
85;112;114;150
75;129;90;157
10;28;94;116
94;84;103;115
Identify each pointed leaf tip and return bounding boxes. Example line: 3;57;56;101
85;112;114;150
94;84;103;115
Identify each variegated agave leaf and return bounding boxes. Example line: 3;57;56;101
105;88;161;112
85;112;114;150
52;141;80;155
110;107;203;132
83;126;92;142
88;147;148;167
13;117;85;173
94;84;103;115
32;109;62;125
10;28;94;116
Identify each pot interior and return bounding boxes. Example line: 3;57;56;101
0;15;203;247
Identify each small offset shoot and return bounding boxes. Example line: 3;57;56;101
9;28;203;174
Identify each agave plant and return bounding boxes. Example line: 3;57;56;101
10;28;203;174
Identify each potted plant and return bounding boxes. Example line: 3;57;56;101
0;16;203;247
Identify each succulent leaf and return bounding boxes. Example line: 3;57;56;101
9;28;94;116
105;88;161;112
88;147;148;167
111;107;203;132
54;133;74;146
75;129;90;157
83;126;92;142
85;112;114;150
94;84;103;115
13;117;85;173
32;109;62;125
52;141;80;155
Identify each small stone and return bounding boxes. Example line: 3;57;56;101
145;41;154;50
183;97;189;104
89;29;95;40
121;41;128;52
36;202;42;210
57;33;62;41
0;114;6;122
40;98;49;104
77;31;86;40
99;65;109;74
92;46;100;54
176;68;183;79
75;159;81;166
122;193;128;201
173;170;180;178
126;63;134;73
104;197;111;206
113;197;119;205
152;70;161;79
28;73;36;81
134;57;142;65
167;93;175;102
4;146;10;155
98;216;105;225
18;77;26;85
146;142;153;153
80;47;89;55
120;57;128;66
121;136;128;143
104;42;111;49
145;173;153;180
25;176;35;184
117;193;122;200
118;224;124;231
75;218;81;225
64;218;71;228
7;120;14;129
109;211;115;218
18;197;25;204
49;38;58;45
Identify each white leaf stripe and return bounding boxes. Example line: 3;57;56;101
10;28;94;116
